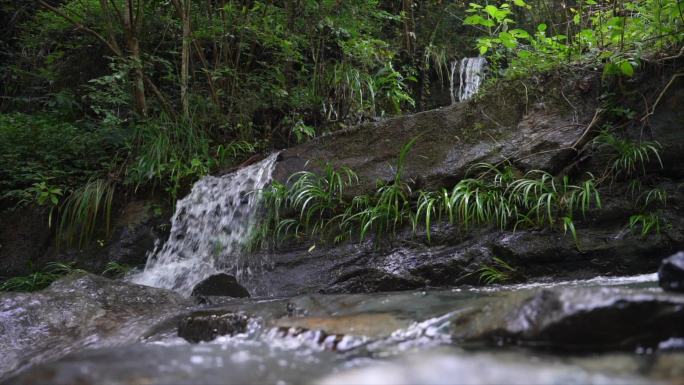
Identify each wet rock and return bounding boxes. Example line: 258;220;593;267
0;207;51;277
247;220;681;296
177;310;248;343
190;273;250;298
452;287;684;350
0;273;190;379
658;251;684;292
274;91;590;196
35;199;171;275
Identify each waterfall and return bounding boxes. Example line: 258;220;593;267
131;153;279;296
450;57;487;103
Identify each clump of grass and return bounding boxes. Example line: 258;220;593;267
412;164;601;243
478;257;517;285
57;178;116;249
256;142;604;250
628;213;662;237
0;262;86;292
101;261;132;278
594;130;663;180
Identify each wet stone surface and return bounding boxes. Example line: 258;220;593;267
178;311;249;343
659;251;684;293
2;273;684;385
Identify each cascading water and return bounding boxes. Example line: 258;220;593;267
450;57;487;103
131;153;279;296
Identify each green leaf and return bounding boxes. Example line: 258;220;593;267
619;61;634;77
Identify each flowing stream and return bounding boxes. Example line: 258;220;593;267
4;273;682;385
131;153;279;295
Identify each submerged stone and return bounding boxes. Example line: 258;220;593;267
177;311;248;343
658;251;684;293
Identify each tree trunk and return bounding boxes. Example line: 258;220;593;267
123;0;147;117
180;0;190;119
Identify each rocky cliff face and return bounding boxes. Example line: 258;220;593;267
250;67;684;296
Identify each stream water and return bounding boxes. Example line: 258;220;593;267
450;57;487;103
4;273;682;385
131;153;280;295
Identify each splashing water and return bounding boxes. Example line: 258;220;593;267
450;57;487;103
131;153;279;295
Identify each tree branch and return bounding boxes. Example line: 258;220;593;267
38;0;122;56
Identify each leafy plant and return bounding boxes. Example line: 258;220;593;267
0;272;60;292
478;257;517;285
595;131;663;179
628;212;662;237
258;143;602;251
0;262;85;292
24;177;64;226
101;262;132;278
57;179;116;249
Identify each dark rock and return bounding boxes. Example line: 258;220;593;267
659;252;684;292
178;311;248;343
0;207;51;277
452;287;684;350
191;273;250;298
0;273;190;379
273;93;592;197
246;217;682;296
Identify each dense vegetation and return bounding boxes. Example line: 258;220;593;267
1;0;683;288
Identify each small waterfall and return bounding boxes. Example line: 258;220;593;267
450;57;487;103
131;153;279;295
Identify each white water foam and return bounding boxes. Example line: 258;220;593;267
131;153;279;295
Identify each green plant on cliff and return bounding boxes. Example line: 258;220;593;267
258;146;603;251
411;164;601;244
478;257;517;284
57;179;116;249
0;262;85;292
595;131;663;180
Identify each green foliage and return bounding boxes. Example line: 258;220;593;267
464;1;531;56
412;164;601;245
125;115;255;199
0;113;118;207
0;262;85;292
464;0;684;79
101;262;132;278
628;212;661;237
478;257;517;284
595;130;663;179
258;141;603;250
57;179;116;249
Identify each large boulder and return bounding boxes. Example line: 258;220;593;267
0;273;190;379
450;287;684;350
247;218;682;297
658;251;684;292
190;273;250;298
274;86;594;196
